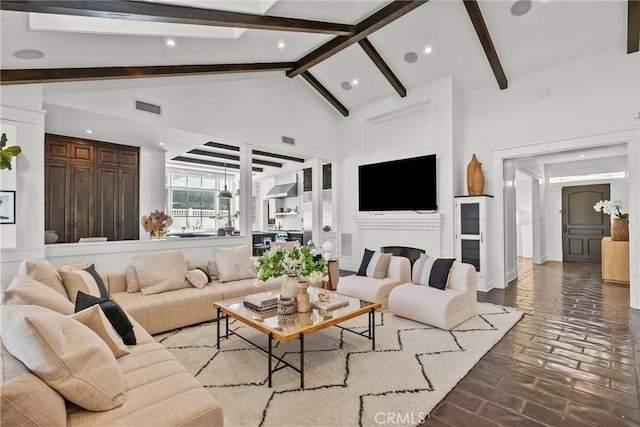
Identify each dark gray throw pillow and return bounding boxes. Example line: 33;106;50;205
428;258;456;290
75;291;136;345
356;249;375;276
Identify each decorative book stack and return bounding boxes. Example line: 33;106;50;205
244;293;278;311
310;297;348;311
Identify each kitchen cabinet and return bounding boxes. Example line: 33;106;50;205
303;164;332;191
287;232;304;245
45;133;139;243
454;196;492;291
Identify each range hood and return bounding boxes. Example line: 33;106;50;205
265;182;298;199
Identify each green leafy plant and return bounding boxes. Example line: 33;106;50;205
0;133;21;170
255;245;327;284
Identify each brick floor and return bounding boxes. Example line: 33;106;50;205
424;261;640;427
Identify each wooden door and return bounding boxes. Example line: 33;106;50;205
562;184;610;263
97;167;119;240
70;164;95;242
118;169;139;240
45;162;70;243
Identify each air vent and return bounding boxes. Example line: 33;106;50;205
341;233;352;257
281;135;295;145
135;100;162;115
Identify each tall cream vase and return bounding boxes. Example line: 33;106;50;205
281;275;300;299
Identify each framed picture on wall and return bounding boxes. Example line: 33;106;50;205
0;190;16;224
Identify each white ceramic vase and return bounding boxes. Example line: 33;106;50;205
280;275;300;299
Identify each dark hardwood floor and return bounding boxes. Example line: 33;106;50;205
425;261;640;427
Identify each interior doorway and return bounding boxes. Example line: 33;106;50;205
561;184;610;263
516;171;534;276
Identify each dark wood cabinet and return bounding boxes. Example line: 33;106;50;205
45;134;139;243
303;164;332;191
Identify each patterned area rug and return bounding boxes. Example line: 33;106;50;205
155;302;522;427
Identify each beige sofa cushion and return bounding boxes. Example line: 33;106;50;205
0;342;67;427
214;245;256;282
70;305;130;358
67;342;223;426
125;265;140;293
1;305;125;411
1;275;75;315
134;250;190;295
18;258;68;298
59;264;109;303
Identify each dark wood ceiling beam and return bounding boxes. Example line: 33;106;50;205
252;150;305;163
189;148;283;167
300;71;349;117
463;0;508;90
287;1;427;78
629;0;640;53
358;38;406;97
171;156;263;172
0;0;354;35
0;63;295;85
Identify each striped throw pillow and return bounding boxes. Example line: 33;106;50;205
356;249;392;279
59;264;109;303
412;254;456;290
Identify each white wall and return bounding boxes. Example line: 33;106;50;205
463;46;638;290
0;85;47;286
337;76;455;271
516;171;533;258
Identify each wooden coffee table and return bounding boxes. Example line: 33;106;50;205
214;287;380;388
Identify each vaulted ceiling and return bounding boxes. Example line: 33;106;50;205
1;0;637;174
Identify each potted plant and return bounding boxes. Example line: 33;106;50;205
593;200;629;241
0;133;21;170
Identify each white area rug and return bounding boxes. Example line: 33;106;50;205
156;302;522;427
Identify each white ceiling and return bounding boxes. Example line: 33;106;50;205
0;0;631;174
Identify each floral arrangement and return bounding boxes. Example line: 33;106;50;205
141;210;173;235
593;200;628;219
255;245;327;284
0;133;21;170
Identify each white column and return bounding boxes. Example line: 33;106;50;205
628;133;640;309
310;158;323;245
239;144;253;237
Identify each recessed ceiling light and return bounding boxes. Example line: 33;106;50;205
158;142;165;146
404;52;418;63
424;46;433;54
85;129;93;134
341;82;352;91
13;49;44;60
277;41;285;49
166;39;176;47
538;89;551;97
578;154;585;158
511;0;532;16
352;79;359;86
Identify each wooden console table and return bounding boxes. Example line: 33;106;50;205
601;237;629;285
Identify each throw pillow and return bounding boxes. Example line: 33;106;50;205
186;268;209;289
429;258;456;290
125;265;140;293
1;305;125;412
356;249;392;279
1;275;75;315
75;291;136;345
412;253;435;285
59;263;109;303
213;245;257;282
70;305;130;358
17;258;68;298
207;260;220;281
0;342;67;427
133;250;191;295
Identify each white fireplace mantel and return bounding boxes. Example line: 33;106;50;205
352;212;443;258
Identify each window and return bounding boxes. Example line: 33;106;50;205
165;171;237;231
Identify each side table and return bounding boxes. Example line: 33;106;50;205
601;237;629;284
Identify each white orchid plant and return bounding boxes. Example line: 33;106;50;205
254;245;328;284
593;200;628;219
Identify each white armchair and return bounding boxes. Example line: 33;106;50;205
388;262;477;330
336;256;411;310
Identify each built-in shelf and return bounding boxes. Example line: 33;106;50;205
274;212;299;216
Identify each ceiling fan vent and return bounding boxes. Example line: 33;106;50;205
281;135;295;145
135;100;162;115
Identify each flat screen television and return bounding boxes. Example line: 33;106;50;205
358;154;437;212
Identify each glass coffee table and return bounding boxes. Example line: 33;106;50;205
214;286;380;388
